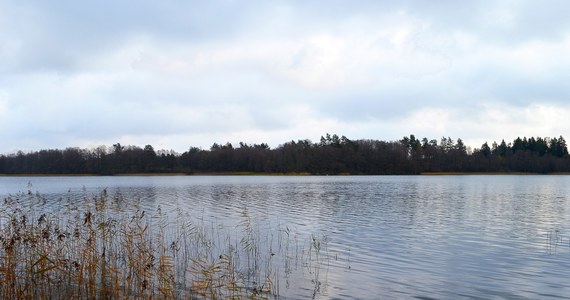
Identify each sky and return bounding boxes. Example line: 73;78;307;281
2;0;570;153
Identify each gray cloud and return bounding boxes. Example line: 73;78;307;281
1;1;570;152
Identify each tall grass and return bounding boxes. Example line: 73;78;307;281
0;189;332;299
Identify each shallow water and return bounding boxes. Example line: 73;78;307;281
1;175;570;299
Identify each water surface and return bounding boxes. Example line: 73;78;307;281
1;175;570;299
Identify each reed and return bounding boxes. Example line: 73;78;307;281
546;229;570;255
0;189;332;299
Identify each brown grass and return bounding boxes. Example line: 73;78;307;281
0;189;329;299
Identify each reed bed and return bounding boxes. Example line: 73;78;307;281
0;189;331;299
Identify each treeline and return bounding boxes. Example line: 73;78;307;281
1;134;570;175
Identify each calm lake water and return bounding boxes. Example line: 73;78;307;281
1;175;570;299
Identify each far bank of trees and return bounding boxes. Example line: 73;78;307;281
1;134;569;175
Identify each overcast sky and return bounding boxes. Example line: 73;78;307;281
1;1;570;153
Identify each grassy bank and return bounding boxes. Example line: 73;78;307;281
0;190;329;299
0;172;313;177
420;172;540;175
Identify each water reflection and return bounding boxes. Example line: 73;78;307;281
1;175;570;298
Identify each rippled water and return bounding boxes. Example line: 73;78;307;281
2;175;570;299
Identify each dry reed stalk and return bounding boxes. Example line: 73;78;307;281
0;189;332;299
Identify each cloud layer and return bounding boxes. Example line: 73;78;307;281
2;1;570;152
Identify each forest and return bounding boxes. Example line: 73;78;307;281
0;134;569;175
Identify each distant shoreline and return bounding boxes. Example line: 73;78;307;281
1;171;570;176
421;171;570;175
420;172;536;175
0;172;311;177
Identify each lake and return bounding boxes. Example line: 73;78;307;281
1;175;570;299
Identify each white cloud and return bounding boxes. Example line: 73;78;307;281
2;1;570;153
395;103;570;149
0;91;7;114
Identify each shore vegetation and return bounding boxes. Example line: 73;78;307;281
0;189;331;299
